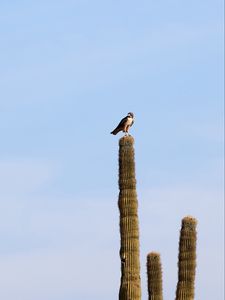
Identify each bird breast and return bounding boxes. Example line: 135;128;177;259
126;117;133;125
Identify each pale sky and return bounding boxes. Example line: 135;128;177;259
0;1;224;299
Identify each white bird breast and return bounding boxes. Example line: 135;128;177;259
126;117;133;125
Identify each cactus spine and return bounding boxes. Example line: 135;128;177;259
175;216;197;300
114;136;198;299
118;136;141;300
147;252;163;300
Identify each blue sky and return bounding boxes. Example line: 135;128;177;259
0;1;224;299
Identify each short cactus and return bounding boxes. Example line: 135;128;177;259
175;216;197;300
118;136;141;300
147;252;163;300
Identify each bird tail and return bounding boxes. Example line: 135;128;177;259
110;128;120;135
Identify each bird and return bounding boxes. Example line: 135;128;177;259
110;112;134;136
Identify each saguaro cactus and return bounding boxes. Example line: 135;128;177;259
114;136;198;299
175;216;197;300
147;252;163;300
118;136;141;300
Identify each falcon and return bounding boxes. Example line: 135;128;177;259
110;112;134;136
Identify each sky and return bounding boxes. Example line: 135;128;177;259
0;0;224;299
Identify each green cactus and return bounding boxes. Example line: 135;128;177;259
114;137;198;299
118;136;141;300
175;216;197;300
147;252;163;300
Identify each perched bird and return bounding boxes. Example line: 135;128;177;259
111;112;134;136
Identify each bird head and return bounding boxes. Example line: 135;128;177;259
127;112;134;118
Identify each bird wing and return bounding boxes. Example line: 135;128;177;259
112;117;127;130
116;116;128;129
110;116;132;135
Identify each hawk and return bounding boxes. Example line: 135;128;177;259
110;112;134;136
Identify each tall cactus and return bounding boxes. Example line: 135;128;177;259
147;252;163;300
118;136;141;300
114;136;198;299
175;216;197;300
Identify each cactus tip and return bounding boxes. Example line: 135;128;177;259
119;135;134;146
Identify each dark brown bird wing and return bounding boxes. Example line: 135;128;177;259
116;116;128;128
110;116;128;135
